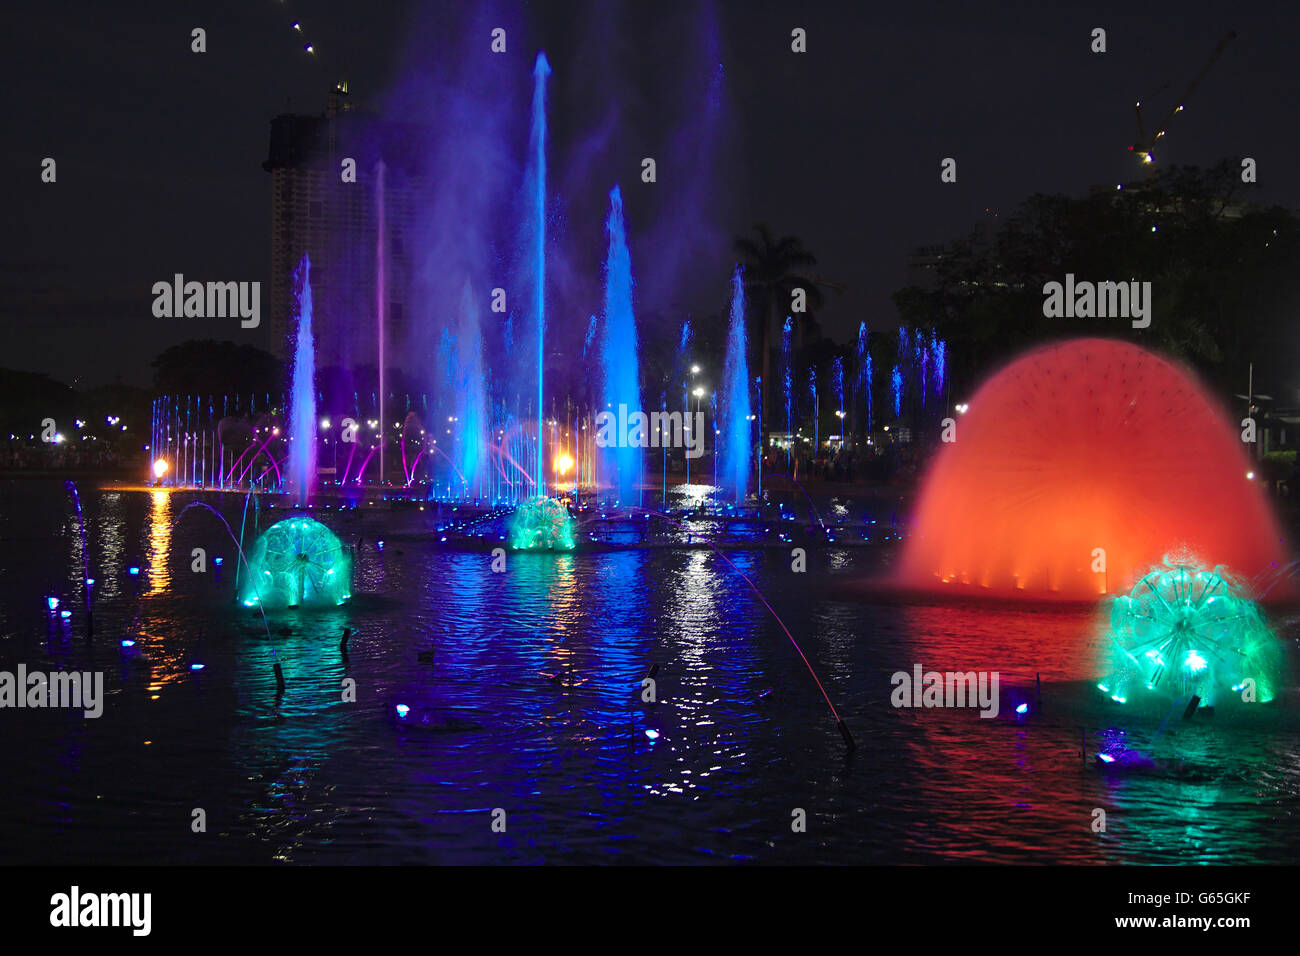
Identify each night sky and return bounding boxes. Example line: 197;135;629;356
3;0;1297;388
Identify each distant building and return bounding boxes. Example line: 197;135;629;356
263;84;424;371
905;222;995;292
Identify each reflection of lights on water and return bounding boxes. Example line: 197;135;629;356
46;597;59;610
121;640;135;647
1015;703;1029;714
1097;752;1116;764
644;729;659;740
60;610;71;619
128;567;140;576
190;664;205;671
395;704;410;718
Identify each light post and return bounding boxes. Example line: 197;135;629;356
691;386;706;495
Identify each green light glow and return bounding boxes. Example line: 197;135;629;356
241;517;352;608
1101;559;1283;706
508;496;576;551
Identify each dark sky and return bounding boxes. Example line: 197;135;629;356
3;0;1297;388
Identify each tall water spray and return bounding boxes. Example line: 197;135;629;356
288;254;316;504
528;52;551;496
598;185;643;506
718;267;751;503
931;330;946;407
856;321;872;434
783;316;794;467
376;162;386;488
832;356;845;442
450;280;488;497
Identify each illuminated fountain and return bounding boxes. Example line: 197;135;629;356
1099;557;1284;709
717;267;751;504
287;254;317;505
597;185;643;507
241;517;352;609
900;338;1288;598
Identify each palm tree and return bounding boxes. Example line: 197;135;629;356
733;224;824;437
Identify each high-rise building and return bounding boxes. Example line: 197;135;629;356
263;84;423;373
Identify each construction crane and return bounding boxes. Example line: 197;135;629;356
1130;31;1237;176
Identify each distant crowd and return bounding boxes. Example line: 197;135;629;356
0;443;132;471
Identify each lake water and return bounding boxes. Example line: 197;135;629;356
2;479;1297;864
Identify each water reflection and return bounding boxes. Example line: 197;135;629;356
0;480;1296;865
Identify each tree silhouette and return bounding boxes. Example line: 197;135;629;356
733;223;824;435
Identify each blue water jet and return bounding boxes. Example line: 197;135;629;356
288;254;316;504
447;280;488;497
856;321;873;434
782;316;794;468
598;185;643;507
718;267;751;503
931;329;946;406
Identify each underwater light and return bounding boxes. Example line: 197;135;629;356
128;567;140;576
395;704;410;718
644;729;659;740
1015;703;1029;714
152;458;168;478
213;557;223;566
190;664;205;671
46;597;59;610
86;578;94;586
60;610;71;619
1097;753;1116;764
121;640;135;647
